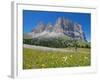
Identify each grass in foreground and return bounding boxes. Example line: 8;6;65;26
23;48;90;69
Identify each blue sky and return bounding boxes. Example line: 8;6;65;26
23;10;91;41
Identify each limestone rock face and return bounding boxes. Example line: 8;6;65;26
30;17;86;41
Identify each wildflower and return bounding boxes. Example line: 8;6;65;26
70;55;72;58
84;56;88;59
41;64;45;67
62;56;68;62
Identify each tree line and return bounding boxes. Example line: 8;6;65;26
23;37;90;48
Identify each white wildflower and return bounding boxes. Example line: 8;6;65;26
62;56;68;62
70;55;72;58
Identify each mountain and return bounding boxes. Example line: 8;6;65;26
24;17;87;41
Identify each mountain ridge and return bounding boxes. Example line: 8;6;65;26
24;17;87;41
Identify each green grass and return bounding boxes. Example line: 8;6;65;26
23;48;91;69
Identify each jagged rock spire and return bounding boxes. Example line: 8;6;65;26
31;17;87;41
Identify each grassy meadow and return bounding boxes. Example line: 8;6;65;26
23;47;91;69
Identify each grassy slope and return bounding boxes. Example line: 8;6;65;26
23;48;90;69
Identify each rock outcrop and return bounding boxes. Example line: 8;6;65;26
28;17;86;41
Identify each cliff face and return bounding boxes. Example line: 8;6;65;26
53;17;86;41
28;17;86;41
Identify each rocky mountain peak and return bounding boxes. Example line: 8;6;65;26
45;23;53;32
31;17;87;41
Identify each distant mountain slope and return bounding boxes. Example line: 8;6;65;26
24;17;87;41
